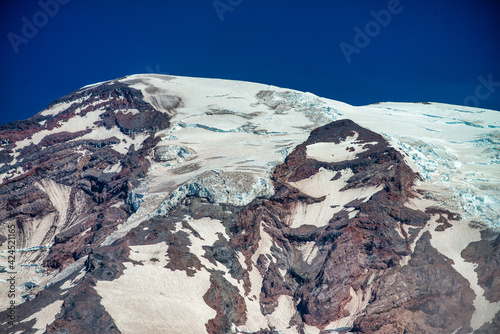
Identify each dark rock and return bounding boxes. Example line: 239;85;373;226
45;277;120;334
462;229;500;303
203;270;247;334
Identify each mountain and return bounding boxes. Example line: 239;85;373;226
0;74;499;334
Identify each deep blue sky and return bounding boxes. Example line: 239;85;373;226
1;0;499;126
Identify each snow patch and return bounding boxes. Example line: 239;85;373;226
60;267;86;290
20;299;64;334
266;295;297;333
238;223;277;332
103;162;122;174
305;132;377;163
288;168;382;228
95;243;216;334
428;220;500;330
297;242;319;265
40;101;75;116
34;179;71;244
323;282;374;333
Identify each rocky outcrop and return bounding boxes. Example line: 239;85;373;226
0;79;181;331
221;119;475;333
462;229;500;303
45;278;121;334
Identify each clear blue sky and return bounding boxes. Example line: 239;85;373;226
1;0;499;126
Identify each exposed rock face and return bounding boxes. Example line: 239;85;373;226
0;78;179;333
462;229;500;303
0;74;498;334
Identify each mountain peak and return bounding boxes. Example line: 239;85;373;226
1;75;499;333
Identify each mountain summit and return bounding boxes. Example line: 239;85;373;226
1;74;499;333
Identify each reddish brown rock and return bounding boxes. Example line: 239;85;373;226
45;277;121;334
462;228;500;303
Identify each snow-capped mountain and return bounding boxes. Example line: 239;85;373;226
0;74;499;333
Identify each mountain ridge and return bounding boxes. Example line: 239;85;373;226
0;74;499;333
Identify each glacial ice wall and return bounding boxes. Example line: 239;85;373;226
157;171;274;213
128;171;274;216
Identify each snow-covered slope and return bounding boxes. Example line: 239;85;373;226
0;74;499;334
116;75;500;230
329;101;499;227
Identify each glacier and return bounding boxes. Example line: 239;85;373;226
112;74;500;229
